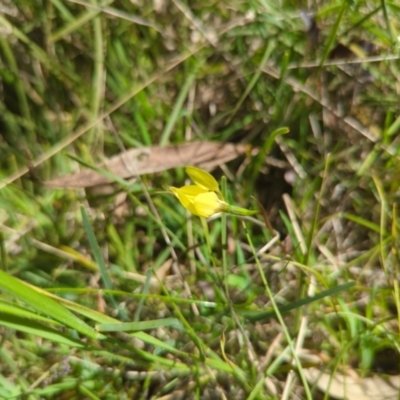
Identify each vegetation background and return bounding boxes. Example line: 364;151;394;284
0;0;399;399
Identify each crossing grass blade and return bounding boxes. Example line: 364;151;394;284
0;270;98;339
238;281;356;322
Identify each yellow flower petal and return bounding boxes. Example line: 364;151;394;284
170;185;227;217
185;166;220;193
170;185;206;206
193;191;226;217
170;167;239;217
170;186;207;216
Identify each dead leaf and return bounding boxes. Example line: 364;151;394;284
304;367;400;400
45;141;248;188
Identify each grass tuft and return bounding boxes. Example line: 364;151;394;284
0;1;399;398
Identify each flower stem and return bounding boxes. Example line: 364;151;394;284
226;205;258;216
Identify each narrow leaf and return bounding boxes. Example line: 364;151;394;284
96;318;181;332
0;312;86;348
0;270;98;339
239;281;356;322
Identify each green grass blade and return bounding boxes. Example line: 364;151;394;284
239;281;356;322
0;312;86;348
227;40;275;123
0;300;62;325
318;2;347;70
80;206;117;308
342;212;381;233
0;270;98;339
159;64;199;146
96;318;181;332
50;0;113;42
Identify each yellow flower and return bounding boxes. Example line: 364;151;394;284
170;166;258;218
185;166;223;199
170;185;227;218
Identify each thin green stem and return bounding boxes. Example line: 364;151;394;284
221;176;229;297
243;220;313;400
